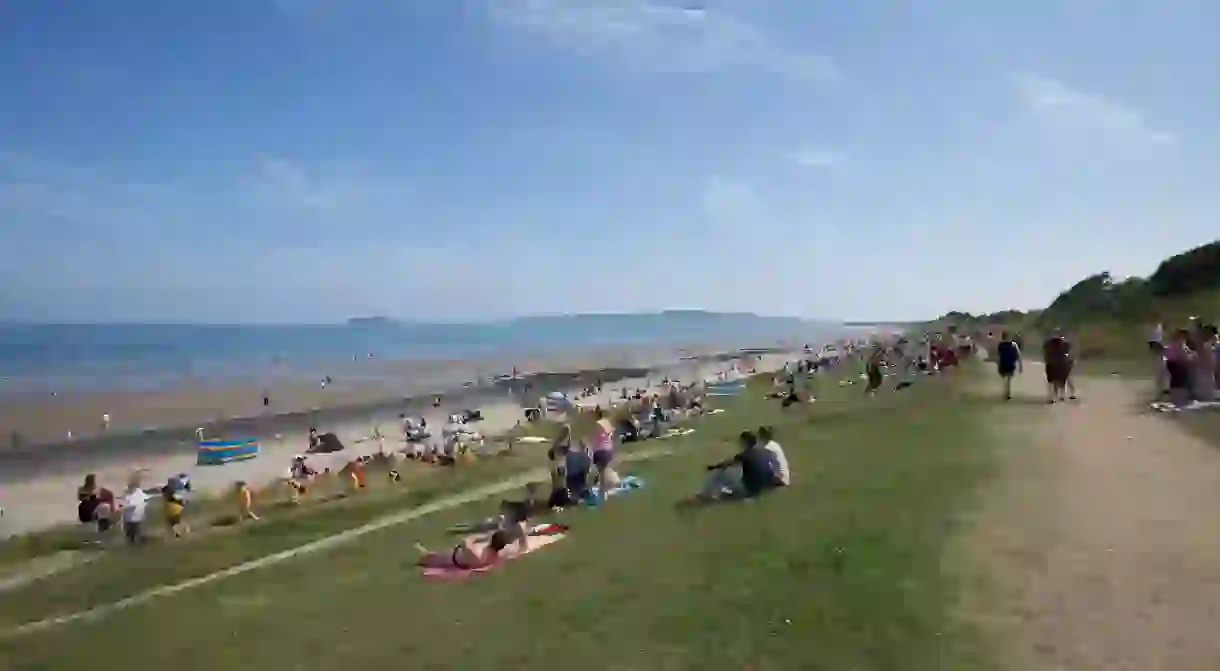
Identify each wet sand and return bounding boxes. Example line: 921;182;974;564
0;348;795;537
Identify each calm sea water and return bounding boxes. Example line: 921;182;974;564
0;315;832;396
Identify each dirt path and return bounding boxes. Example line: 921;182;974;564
956;367;1220;670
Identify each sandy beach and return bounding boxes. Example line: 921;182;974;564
0;348;796;537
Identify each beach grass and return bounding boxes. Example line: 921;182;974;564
0;368;999;670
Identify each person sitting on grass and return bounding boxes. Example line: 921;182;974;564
757;425;790;487
694;430;778;502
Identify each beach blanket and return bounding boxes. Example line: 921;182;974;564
421;533;567;579
583;476;645;507
1150;400;1220;413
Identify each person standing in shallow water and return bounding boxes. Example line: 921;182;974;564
995;331;1023;401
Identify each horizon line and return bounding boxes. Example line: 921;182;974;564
0;311;839;328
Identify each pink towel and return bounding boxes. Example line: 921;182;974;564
421;533;566;579
421;564;496;579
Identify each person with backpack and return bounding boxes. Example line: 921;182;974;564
995;331;1023;401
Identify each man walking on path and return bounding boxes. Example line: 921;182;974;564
995;331;1023;400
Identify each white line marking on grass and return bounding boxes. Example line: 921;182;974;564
1;447;674;640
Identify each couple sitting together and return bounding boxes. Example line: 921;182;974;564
696;425;790;502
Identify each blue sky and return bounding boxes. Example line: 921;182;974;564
2;0;1219;323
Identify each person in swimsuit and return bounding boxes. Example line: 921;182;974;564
415;529;517;570
589;408;620;500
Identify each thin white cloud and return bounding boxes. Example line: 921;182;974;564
793;149;842;168
1013;72;1176;146
486;0;837;81
248;155;363;213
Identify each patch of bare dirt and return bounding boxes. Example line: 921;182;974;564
954;369;1220;670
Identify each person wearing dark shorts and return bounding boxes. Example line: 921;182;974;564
592;447;613;471
995;331;1022;400
563;446;592;502
1042;330;1073;403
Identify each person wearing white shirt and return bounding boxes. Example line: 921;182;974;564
757;425;790;486
120;485;150;545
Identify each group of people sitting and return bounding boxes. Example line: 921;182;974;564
415;419;794;571
1153;319;1220;405
695;426;790;502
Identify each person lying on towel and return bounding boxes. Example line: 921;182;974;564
416;530;514;570
416;518;530;570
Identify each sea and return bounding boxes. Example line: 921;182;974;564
0;313;837;397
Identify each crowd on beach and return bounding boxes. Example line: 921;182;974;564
56;358;762;547
49;338;990;550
